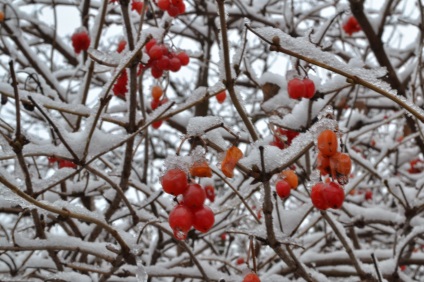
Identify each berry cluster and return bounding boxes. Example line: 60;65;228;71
216;90;227;104
145;39;190;78
48;157;77;169
270;128;299;150
71;28;90;54
161;168;215;240
221;146;243;178
343;16;361;36
287;77;315;99
316;129;352;185
311;129;352;210
157;0;186;17
275;169;298;199
311;180;344;210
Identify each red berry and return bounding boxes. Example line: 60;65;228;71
275;180;291;199
161;169;188;196
58;159;77;169
151;98;160;110
169;57;182;72
220;233;227;240
287;78;305;99
303;78;316;99
365;190;373;200
167;4;180;17
48;156;58;164
243;273;261;282
131;1;144;14
151;67;163;78
177;2;185;14
152;120;163;129
323;181;345;209
145;39;157;53
149;45;164;60
204;185;215;202
343;16;361;36
236;257;245;265
311;182;329;210
169;204;194;240
193;205;214;233
116;40;126;53
71;30;90;54
216;91;226;104
157;56;170;70
317;130;338;157
176;51;189;66
183;183;206;209
112;69;128;98
157;0;170;10
317;151;331;176
281;170;298;189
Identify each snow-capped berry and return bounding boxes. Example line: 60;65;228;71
161;168;188;196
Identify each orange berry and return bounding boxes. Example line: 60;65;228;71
317;151;331;175
221;146;243;178
317;129;338;157
151;85;163;100
281;169;298;189
0;11;4;22
189;160;212;178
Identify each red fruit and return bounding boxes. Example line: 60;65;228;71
177;2;185;13
161;168;188;196
151;98;160;110
157;56;170;70
303;78;316;99
151;67;163;78
311;182;329;210
151;85;163;100
183;183;206;209
169;57;182;72
216;91;227;104
243;273;261;282
343;16;361;36
71;30;90;54
152;120;163;129
323;181;345;209
236;257;245;265
145;39;157;53
112;69;128;98
221;146;243;178
275;180;291;199
365;190;373;200
220;233;227;240
176;51;189;66
193;205;214;233
169;204;194;240
167;4;180;17
157;0;170;10
408;158;424;174
287;78;305;99
117;40;126;53
204;185;215;202
149;45;164;60
317;129;338;157
58;159;77;169
48;156;58;164
131;1;144;14
334;152;352;175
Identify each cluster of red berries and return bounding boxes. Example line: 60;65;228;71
275;169;298;199
270;127;299;150
343;16;361;36
157;0;186;17
311;129;352;210
145;39;190;79
287;77;315;99
216;90;227;104
48;157;77;169
161;168;215;240
71;28;90;54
